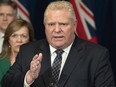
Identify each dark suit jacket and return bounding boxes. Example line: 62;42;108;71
1;36;115;87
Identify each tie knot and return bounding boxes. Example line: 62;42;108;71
55;49;64;55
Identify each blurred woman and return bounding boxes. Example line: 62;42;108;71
0;19;34;87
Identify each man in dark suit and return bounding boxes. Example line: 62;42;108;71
2;1;115;87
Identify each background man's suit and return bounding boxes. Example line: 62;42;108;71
2;36;115;87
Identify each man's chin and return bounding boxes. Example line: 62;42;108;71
53;43;65;48
1;26;8;30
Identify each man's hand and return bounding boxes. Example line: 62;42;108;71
26;53;43;84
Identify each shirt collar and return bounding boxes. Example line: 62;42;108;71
49;42;73;55
0;32;4;38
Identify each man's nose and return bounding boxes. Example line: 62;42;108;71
3;15;7;21
54;24;61;32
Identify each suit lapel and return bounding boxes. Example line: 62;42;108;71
58;37;85;87
34;38;86;87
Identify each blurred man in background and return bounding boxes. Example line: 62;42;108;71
0;1;17;53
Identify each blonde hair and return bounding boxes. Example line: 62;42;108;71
44;1;76;23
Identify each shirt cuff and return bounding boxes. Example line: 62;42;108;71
24;71;33;87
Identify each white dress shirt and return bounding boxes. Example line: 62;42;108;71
24;43;73;87
0;32;4;53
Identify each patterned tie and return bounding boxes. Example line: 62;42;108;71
52;49;64;85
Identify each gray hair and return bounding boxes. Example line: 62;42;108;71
44;1;76;23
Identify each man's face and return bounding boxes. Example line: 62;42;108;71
44;9;77;49
0;5;16;33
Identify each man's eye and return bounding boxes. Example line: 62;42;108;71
48;23;54;26
0;14;3;16
62;23;66;25
60;23;68;26
7;14;13;17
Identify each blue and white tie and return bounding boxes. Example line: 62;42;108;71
52;49;64;85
